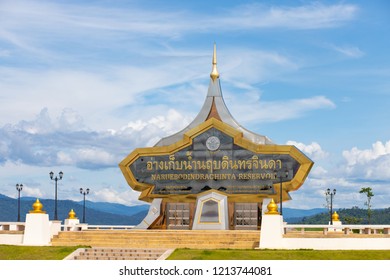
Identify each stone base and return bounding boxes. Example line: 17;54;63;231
50;220;62;237
329;221;342;232
64;218;80;231
259;214;284;249
23;213;51;245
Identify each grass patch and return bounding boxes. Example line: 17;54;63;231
1;246;389;260
167;249;390;260
0;245;86;260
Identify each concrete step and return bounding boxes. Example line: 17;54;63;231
56;242;259;248
69;247;169;260
85;248;167;253
52;230;260;249
74;256;159;260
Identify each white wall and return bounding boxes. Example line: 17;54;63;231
259;214;390;250
280;238;390;250
0;234;24;245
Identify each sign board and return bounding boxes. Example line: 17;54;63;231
120;119;313;201
130;128;300;195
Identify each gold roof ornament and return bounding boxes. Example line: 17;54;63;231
210;43;219;81
29;198;46;214
265;199;279;215
332;211;340;221
68;209;77;219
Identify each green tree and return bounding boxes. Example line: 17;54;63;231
344;216;363;224
359;187;374;224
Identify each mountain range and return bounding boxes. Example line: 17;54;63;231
0;193;326;224
0;194;149;225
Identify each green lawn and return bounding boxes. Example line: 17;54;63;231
167;249;390;260
0;246;389;260
0;245;84;260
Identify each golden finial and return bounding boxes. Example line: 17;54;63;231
332;211;340;221
68;209;77;219
265;199;279;215
29;198;46;214
210;43;219;81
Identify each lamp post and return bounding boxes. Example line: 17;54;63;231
273;170;289;215
80;188;90;223
16;184;23;222
50;171;63;220
326;188;336;225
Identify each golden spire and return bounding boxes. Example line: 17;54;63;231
332;211;340;222
210;43;219;81
68;209;77;219
29;198;46;214
265;198;279;215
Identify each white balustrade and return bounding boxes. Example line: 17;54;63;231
283;224;390;235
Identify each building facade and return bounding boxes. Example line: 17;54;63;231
120;45;313;230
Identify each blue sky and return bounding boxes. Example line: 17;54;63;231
0;0;389;210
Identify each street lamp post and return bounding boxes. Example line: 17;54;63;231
80;188;90;223
16;184;23;222
273;170;289;215
326;188;336;225
50;171;63;220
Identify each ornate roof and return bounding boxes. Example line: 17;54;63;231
155;44;273;147
119;44;313;203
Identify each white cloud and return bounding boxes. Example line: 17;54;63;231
284;140;390;209
124;110;183;134
0;62;202;129
343;141;390;165
222;49;298;84
284;141;390;209
0;140;8;164
16;108;53;134
287;141;329;160
117;109;192;146
0;107;191;169
56;151;73;165
0;1;357;132
225;3;358;30
342;141;390;179
288;174;363;209
75;148;118;169
310;166;328;177
0;1;358;49
22;186;44;198
230;95;335;123
93;187;142;206
57;108;85;131
6;184;45;199
0;34;332;131
329;45;365;58
0;49;11;57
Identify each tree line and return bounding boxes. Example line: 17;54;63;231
298;207;390;225
300;186;388;224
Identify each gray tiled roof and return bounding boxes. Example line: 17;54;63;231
155;72;273;147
